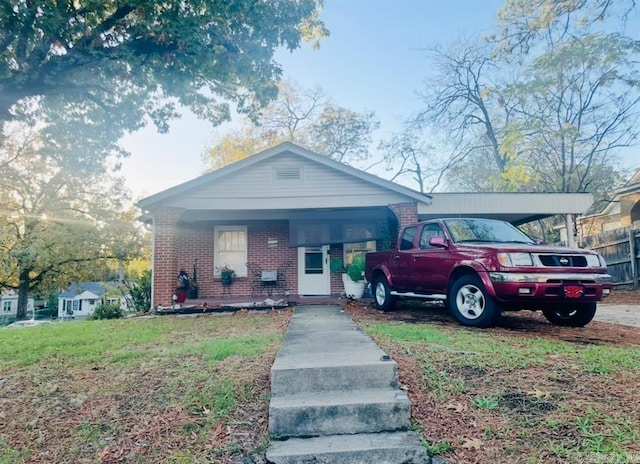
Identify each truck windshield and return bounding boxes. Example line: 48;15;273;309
444;219;535;244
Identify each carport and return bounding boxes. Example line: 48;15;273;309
421;192;593;247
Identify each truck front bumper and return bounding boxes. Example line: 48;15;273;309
488;272;613;301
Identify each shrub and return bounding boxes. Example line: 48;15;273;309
91;302;124;320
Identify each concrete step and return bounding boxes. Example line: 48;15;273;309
269;389;411;438
266;431;430;464
271;359;398;396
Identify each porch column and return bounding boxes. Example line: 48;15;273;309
565;214;576;248
388;202;418;230
152;207;185;308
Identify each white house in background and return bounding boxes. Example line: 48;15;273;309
0;290;35;323
58;282;127;319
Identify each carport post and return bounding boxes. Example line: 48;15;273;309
565;214;576;248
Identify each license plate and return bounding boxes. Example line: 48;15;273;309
564;285;584;298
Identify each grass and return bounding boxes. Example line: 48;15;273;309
361;317;640;463
0;311;290;463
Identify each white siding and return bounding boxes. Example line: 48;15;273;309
163;154;410;210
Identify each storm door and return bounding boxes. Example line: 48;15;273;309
297;245;330;295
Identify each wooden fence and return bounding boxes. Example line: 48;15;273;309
581;227;639;289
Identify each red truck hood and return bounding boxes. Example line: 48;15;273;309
455;242;597;255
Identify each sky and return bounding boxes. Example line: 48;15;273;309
119;0;638;201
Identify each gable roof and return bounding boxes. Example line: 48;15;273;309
137;142;432;211
59;281;121;299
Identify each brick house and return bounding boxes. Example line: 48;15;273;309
137;142;595;309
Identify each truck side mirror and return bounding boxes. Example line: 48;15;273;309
429;236;448;248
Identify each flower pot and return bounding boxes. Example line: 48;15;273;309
175;288;187;303
341;273;365;299
221;273;234;286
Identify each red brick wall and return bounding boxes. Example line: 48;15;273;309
152;207;185;307
388;202;418;230
153;219;300;300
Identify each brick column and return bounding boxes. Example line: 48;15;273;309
152;207;185;308
388;202;418;230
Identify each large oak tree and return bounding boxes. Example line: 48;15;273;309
0;124;143;320
0;0;327;143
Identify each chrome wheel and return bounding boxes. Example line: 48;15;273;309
455;283;486;320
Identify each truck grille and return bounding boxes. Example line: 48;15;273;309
537;254;588;267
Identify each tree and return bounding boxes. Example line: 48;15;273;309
0;125;144;320
407;6;639;196
0;0;328;145
408;39;521;190
203;80;379;169
378;127;459;193
507;33;639;197
494;0;637;57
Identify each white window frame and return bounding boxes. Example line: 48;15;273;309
3;301;11;312
214;225;248;278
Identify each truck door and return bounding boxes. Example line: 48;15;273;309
390;225;418;290
410;223;451;292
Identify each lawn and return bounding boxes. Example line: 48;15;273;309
2;301;639;464
346;300;640;464
0;310;290;464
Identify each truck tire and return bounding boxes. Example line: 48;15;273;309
373;276;396;312
542;302;597;327
448;275;500;328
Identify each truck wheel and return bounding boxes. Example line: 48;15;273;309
373;276;396;312
542;302;597;327
448;275;500;328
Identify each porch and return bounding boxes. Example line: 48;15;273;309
155;293;371;314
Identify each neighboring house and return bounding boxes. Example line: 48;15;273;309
58;282;127;319
571;169;640;242
0;290;35;323
137;142;596;308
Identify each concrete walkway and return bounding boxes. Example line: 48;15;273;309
266;305;429;464
595;304;640;328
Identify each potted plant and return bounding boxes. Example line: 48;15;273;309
330;255;366;299
216;265;236;287
187;260;199;299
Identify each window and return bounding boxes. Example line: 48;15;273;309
419;224;444;249
3;301;11;312
214;226;248;277
343;241;376;268
400;226;417;250
107;298;118;305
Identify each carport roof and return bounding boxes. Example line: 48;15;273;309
421;192;594;225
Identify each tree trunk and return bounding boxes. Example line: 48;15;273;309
16;268;31;320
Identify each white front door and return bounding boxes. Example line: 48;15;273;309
297;246;330;295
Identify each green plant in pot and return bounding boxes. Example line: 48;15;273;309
330;255;366;299
216;265;236;286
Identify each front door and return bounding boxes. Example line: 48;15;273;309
297;246;330;295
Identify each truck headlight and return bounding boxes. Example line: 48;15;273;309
585;254;605;267
497;252;534;267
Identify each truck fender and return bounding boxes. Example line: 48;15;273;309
449;262;498;298
371;265;395;288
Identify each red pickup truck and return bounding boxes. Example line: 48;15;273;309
364;218;613;328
